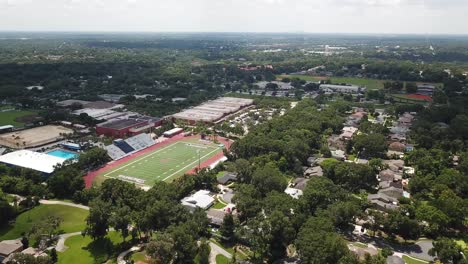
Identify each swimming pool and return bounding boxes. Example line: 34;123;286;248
47;149;79;160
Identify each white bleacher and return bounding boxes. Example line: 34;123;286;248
125;133;155;151
105;144;126;160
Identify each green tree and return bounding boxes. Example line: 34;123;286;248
429;237;465;264
251;163;287;196
85;199;111;240
220;213;235;239
146;233;175;264
198;238;211;264
295;217;350;264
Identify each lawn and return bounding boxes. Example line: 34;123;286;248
402;255;429;264
57;232;124;264
0;110;37;127
129;251;147;263
212;199;227;209
0;204;89;240
96;138;223;186
216;254;229;264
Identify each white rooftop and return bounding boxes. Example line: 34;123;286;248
285;187;303;199
0;150;67;174
181;190;215;210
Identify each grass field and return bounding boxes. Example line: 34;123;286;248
0;204;88;240
278;74;442;92
58;232;124;264
96;138;223;186
0;110;37;127
216;255;229;264
278;74;387;90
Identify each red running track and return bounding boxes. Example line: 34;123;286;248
83;134;233;188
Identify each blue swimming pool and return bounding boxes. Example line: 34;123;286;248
47;150;79;160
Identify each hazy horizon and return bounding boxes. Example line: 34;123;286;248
1;0;467;35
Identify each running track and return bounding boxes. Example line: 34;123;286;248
84;134;232;188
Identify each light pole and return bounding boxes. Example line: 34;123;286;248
197;149;201;171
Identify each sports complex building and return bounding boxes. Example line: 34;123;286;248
0;149;78;174
172;97;254;124
96;116;162;138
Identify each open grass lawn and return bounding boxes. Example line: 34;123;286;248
96;138;223;186
0;204;88;240
0;110;37;127
57;232;124;264
216;254;229;264
129;251;147;263
279;75;441;91
402;255;429;264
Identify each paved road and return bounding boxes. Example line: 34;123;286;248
55;232;82;252
209;242;232;264
39;200;90;210
117;246;142;264
349;234;434;261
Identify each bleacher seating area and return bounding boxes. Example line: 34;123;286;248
105;145;127;160
113;139;135;154
104;133;156;160
126;133;155;151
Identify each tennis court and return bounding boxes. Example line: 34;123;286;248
96;138;223;186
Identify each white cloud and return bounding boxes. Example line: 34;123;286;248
0;0;466;34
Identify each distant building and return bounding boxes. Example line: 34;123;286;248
320;84;365;94
163;128;184;138
416;84;435;96
96;116;162;138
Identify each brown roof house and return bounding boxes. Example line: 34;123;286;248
388;142;406;152
0;240;23;263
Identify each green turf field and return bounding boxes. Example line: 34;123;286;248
98;138;223;186
0;110;37;127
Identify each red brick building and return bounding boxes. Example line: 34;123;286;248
96;117;162;138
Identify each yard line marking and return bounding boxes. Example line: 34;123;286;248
103;141;184;177
162;147;220;181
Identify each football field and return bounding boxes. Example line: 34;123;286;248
97;138;223;186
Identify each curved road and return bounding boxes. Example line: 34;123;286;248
209;242;232;264
39;200;90;210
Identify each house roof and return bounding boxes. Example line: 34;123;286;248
181;190;215;210
217;172;238;185
0;240;23;257
389;142;406;152
292;178;310;191
206;209;227;226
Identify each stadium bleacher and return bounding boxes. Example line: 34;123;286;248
125;133;155;151
105;145;126;160
104;133;156;160
114;139;135;154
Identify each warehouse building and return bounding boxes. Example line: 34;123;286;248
319;84;365;94
96;116;162;138
172;97;254;124
0;150;69;174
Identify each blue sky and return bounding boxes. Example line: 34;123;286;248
0;0;466;34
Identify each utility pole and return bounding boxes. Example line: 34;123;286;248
197;149;201;171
